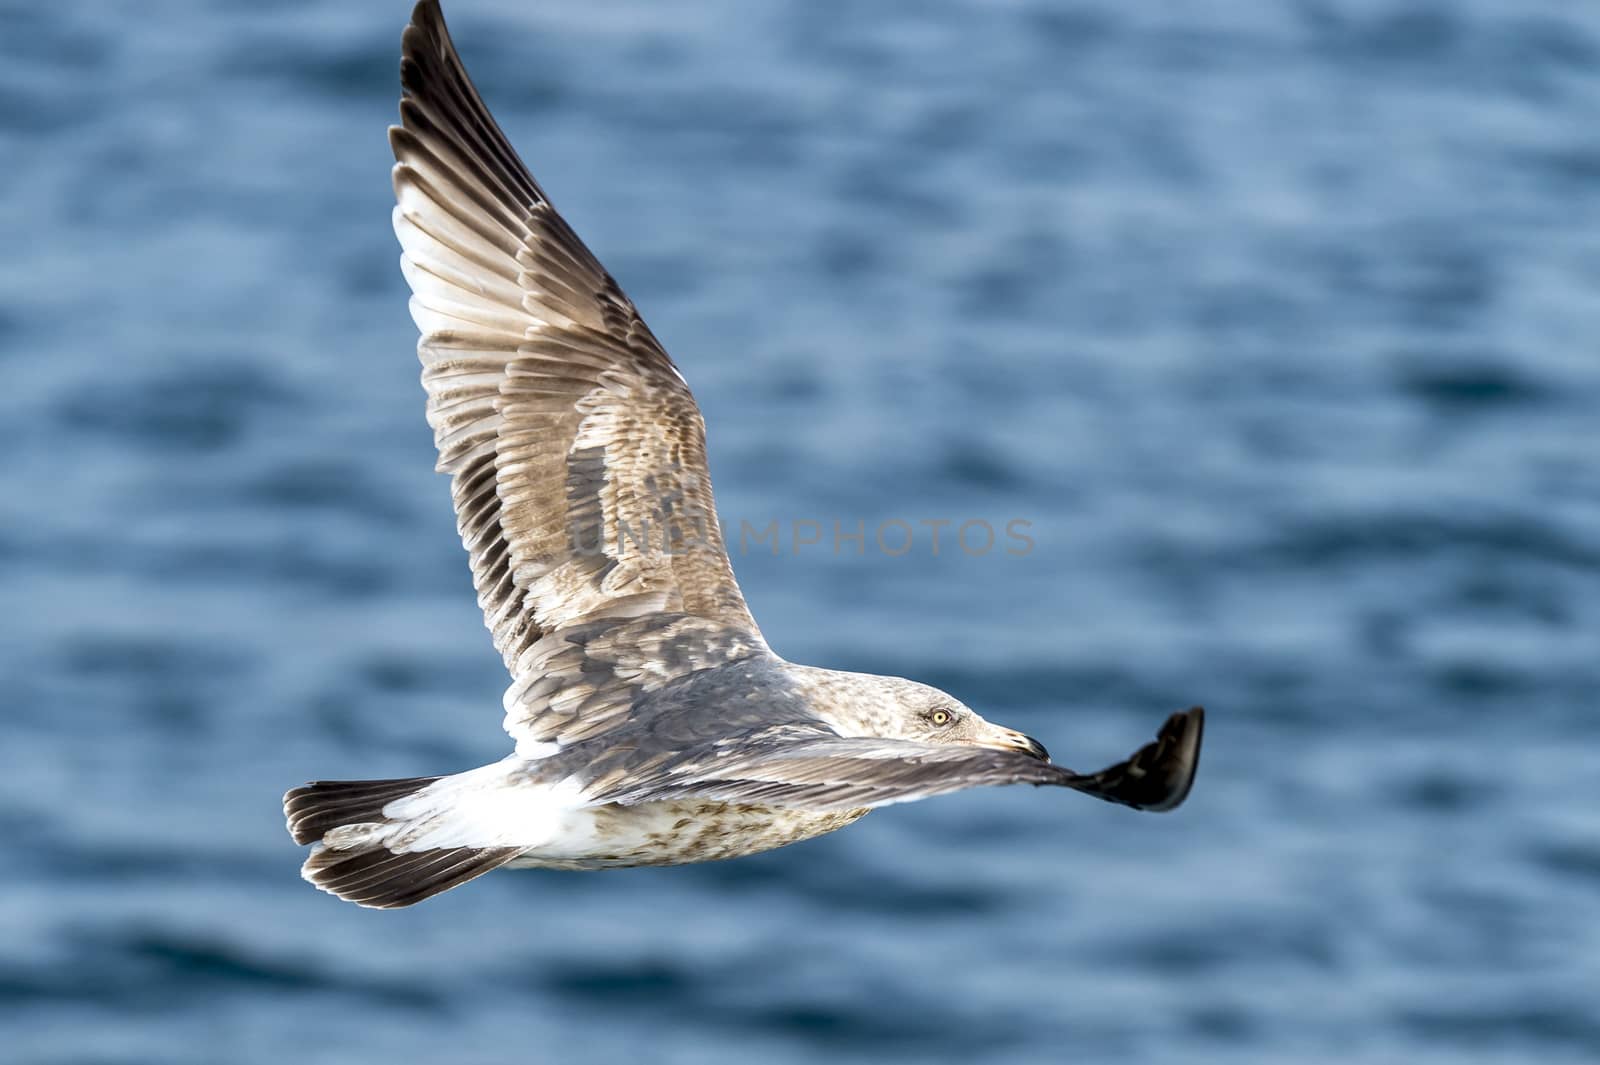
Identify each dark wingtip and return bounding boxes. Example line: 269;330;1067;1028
1069;706;1205;812
410;0;445;32
399;1;450;83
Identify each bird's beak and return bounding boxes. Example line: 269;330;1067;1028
977;726;1051;762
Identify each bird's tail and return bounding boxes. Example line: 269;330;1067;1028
284;775;523;908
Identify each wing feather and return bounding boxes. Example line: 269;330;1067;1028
584;708;1206;813
391;1;764;744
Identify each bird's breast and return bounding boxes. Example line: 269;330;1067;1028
508;800;869;870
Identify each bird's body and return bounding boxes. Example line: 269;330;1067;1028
284;1;1205;908
318;759;870;873
516;801;870;872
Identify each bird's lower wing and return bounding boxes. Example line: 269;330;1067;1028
593;708;1204;814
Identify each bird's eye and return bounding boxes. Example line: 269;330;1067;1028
927;708;954;727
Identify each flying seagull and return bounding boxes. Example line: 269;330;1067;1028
284;0;1205;908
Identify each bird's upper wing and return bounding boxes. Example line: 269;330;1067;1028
391;2;766;744
583;708;1205;813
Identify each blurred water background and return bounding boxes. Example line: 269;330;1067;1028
3;1;1599;1062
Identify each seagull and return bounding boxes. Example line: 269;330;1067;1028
283;0;1205;908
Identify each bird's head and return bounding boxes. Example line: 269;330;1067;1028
799;669;1050;760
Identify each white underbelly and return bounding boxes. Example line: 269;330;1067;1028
507;800;869;870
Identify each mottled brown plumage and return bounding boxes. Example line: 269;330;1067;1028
282;1;1204;909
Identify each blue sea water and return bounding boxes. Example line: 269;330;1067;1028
2;0;1598;1062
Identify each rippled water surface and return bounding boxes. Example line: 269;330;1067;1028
3;1;1599;1063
